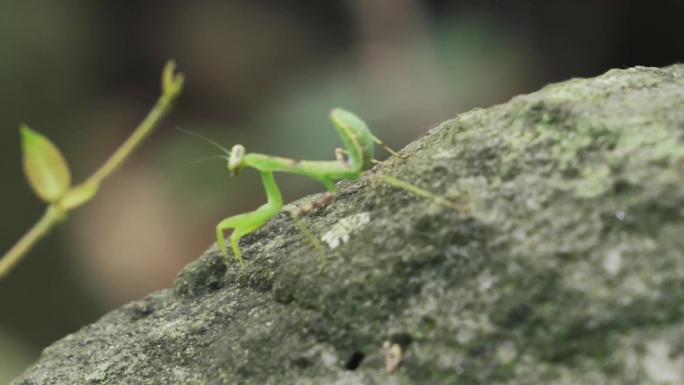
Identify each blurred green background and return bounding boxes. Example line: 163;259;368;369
1;0;681;381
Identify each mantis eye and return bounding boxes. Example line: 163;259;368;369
229;144;245;175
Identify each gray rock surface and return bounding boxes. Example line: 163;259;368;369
13;65;684;384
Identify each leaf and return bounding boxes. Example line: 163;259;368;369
60;181;99;210
20;124;71;203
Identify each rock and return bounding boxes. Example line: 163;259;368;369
13;65;684;384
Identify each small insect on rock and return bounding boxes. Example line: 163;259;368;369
209;109;461;271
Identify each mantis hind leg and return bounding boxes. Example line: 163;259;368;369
216;171;283;270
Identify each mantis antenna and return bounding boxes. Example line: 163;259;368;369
176;127;232;156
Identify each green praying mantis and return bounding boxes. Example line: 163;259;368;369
199;108;461;271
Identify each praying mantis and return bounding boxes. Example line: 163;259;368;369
203;108;459;271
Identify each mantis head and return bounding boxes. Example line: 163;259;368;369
228;144;245;176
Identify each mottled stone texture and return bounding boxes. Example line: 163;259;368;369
13;65;684;384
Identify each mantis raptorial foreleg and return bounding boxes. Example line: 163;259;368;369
216;171;282;270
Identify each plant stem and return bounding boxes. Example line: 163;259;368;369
0;206;62;280
0;62;183;281
85;93;176;187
